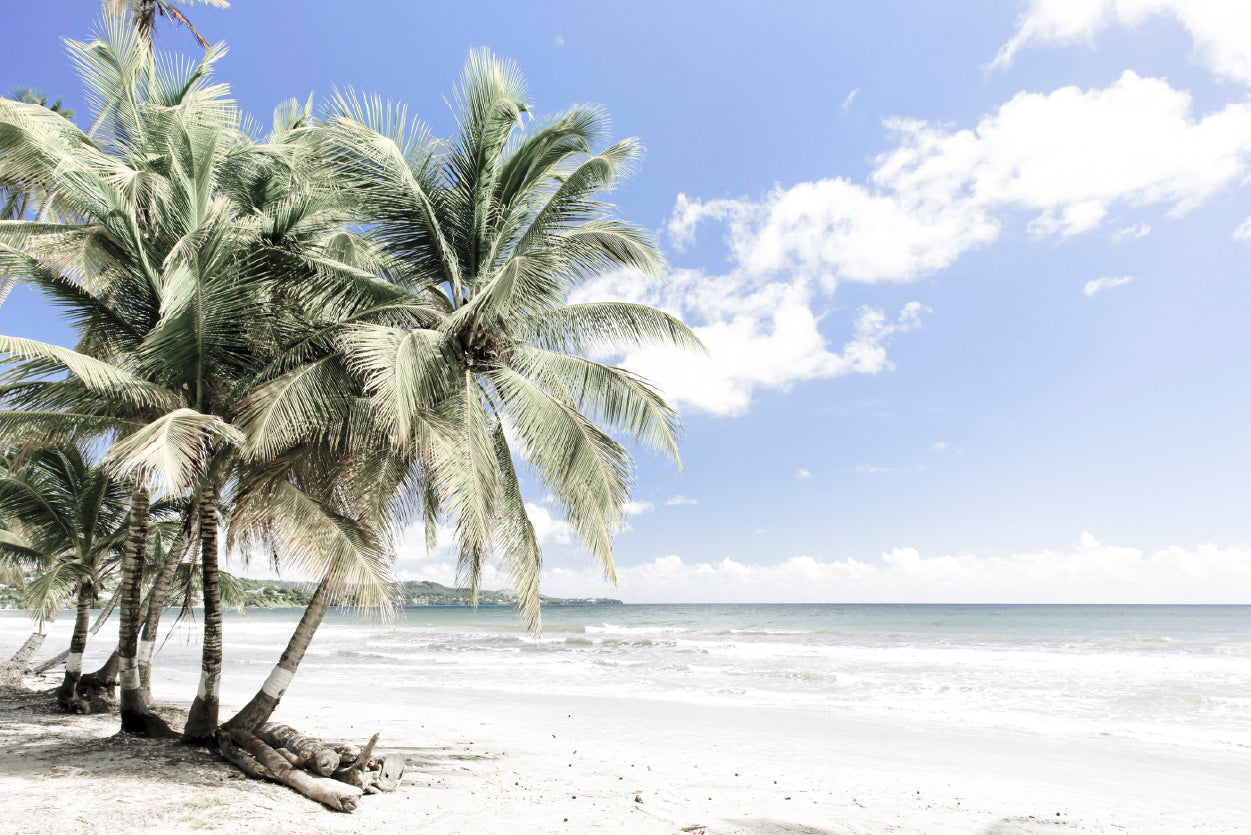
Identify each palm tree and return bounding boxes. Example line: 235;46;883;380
102;0;229;49
0;23;400;739
220;429;407;732
0;18;243;734
217;55;704;732
308;51;704;627
0;445;129;710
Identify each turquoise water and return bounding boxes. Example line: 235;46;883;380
5;604;1249;754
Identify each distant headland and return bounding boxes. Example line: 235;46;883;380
237;578;622;608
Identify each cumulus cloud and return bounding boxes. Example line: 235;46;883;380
673;71;1251;289
855;464;891;474
1084;275;1134;296
525;502;575;544
666;495;699;506
930;441;949;453
575;268;925;416
602;34;1251;419
879;72;1251;236
623;501;654;516
537;533;1251;604
794;468;812;479
993;0;1251;85
671;182;996;286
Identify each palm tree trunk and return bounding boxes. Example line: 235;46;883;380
139;531;189;702
183;479;222;743
91;583;123;636
56;578;93;711
74;581;128;706
28;587;122;675
7;632;45;667
223;577;333;733
117;484;173;736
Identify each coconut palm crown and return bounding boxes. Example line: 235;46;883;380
256;50;707;630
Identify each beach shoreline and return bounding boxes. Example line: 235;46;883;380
1;664;1247;834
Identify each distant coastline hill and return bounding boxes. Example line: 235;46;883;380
237;578;623;608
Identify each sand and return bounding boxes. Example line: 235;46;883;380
0;666;1247;834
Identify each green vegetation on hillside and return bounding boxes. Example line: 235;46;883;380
244;578;621;607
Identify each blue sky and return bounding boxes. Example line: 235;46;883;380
3;1;1251;602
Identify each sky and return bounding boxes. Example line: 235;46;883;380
2;1;1251;603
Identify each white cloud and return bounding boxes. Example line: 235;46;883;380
875;72;1251;236
553;35;565;48
665;495;699;506
1084;275;1134;296
673;71;1251;291
524;502;574;545
930;441;949;453
855;464;892;474
1235;216;1251;242
795;468;812;479
619;56;1251;418
993;0;1251;85
623;501;654;516
840;88;859;115
537;533;1251;603
577;268;925;417
1112;222;1151;242
672;181;996;286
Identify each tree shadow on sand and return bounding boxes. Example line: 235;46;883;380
0;684;488;790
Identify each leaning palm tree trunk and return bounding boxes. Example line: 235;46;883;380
56;578;93;711
223;577;332;733
81;556;176;713
28;589;120;675
7;633;45;667
139;531;190;701
184;479;222;742
75;581;127;700
91;583;123;635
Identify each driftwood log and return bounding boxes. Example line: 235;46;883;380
256;723;340;776
218;725;403;811
330;732;405;795
219;729;363;812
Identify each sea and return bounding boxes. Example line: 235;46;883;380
4;603;1249;757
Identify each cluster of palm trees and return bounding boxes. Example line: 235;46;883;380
0;10;700;746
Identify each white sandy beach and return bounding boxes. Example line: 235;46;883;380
2;648;1248;834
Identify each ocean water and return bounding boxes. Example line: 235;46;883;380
5;604;1249;756
228;603;1251;754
